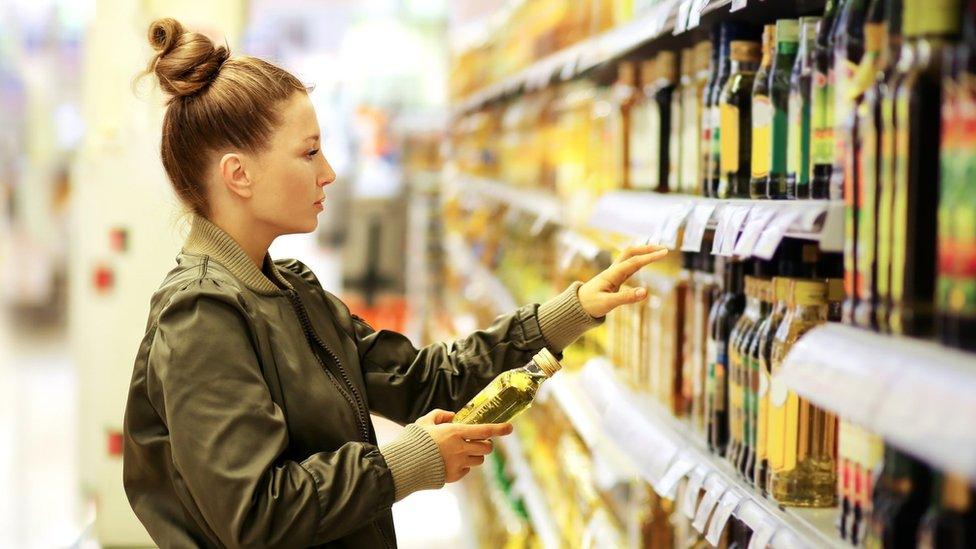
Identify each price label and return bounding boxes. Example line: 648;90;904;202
730;0;748;12
681;465;709;518
719;205;752;256
681;203;717;252
733;205;779;257
654;454;696;499
711;207;733;254
674;0;694;34
687;0;710;28
747;518;778;549
530;214;550;236
753;208;802;259
692;476;727;533
660;202;696;249
705;490;743;545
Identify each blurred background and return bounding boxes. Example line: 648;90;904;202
0;0;475;546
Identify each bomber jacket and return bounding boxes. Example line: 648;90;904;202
122;215;601;548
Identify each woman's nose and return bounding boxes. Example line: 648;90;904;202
318;156;336;186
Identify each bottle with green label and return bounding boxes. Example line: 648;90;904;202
738;275;772;482
890;0;961;337
702;25;723;196
787;17;821;199
719;41;762;198
811;0;843;198
767;19;800;200
751;24;777;198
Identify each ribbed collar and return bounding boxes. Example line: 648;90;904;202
182;215;293;295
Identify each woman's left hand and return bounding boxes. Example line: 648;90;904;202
577;244;669;318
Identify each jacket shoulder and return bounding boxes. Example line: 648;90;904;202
150;254;252;321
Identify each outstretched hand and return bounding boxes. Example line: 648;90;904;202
415;409;512;483
577;244;669;318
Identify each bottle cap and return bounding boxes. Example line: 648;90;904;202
775;19;800;44
730;40;761;62
532;348;562;377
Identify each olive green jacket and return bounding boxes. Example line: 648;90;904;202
122;215;600;548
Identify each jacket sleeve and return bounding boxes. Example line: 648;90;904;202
347;282;602;425
147;279;397;547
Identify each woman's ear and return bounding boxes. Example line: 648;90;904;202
218;152;253;199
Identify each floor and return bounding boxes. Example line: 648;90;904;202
0;237;465;548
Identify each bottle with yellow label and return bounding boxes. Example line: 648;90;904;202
767;279;837;507
453;348;562;425
718;40;762;198
726;275;764;471
751;24;777;198
738;276;772;481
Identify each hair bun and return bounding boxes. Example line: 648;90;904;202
146;18;230;98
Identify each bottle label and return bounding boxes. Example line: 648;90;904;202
752;95;773;179
710;105;722;179
714;346;727;411
771;93;790;176
876;94;897;305
756;366;770;461
720;103;740;174
629;101;655;189
782;391;799;471
857;98;879;301
701;101;715;186
949;75;976;318
811;69;835;165
767;373;788;470
890;94;910;313
682;87;701;192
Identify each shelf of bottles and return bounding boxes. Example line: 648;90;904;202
444;0;976;546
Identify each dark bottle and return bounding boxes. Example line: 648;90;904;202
916;474;976;548
705;257;745;457
702;25;723;196
855;0;902;330
875;0;907;333
787;17;821;199
655;51;678;192
889;0;962;337
811;0;843;199
751;25;777;198
707;23;754;197
865;447;934;548
727;275;760;470
767;19;801;200
718;41;762;198
938;0;976;351
737;276;772;481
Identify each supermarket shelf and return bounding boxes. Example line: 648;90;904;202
453;0;732;115
588;191;844;254
781;323;976;479
450;174;564;223
442;233;518;315
498;434;562;549
578;358;845;549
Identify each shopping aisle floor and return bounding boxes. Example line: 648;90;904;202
0;236;466;548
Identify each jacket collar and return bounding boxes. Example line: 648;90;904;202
182;215;294;295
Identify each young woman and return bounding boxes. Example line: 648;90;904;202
123;18;667;548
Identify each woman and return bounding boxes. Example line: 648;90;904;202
123;18;667;549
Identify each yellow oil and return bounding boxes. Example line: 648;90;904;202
453;351;560;425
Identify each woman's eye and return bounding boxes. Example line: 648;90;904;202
306;149;319;158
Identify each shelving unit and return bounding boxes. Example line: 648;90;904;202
781;323;976;479
442;232;518;315
497;434;562;549
453;0;733;116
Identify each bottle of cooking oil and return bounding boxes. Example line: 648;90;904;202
768;280;837;507
453;348;562;424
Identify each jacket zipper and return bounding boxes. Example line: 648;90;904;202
287;290;371;443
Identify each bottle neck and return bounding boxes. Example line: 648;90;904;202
730;59;760;72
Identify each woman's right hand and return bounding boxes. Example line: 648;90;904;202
415;409;513;483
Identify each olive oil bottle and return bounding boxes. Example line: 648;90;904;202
787;17;821;199
706;258;745;456
811;0;842;199
751;25;777;198
453;348;562;424
767;19;801;200
738;277;772;481
683;41;711;195
707;23;754;197
727;276;760;469
719;40;762;198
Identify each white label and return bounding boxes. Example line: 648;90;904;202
692;478;727;533
655;455;696;499
675;0;693;34
681;465;709;518
687;0;709;28
747;519;778;549
706;490;743;545
770;374;789;408
733;206;779;258
681;203;717;252
660;202;696;249
711;207;733;254
719;205;752;256
730;0;748;11
753;208;802;259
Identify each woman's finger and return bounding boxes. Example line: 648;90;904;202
465;454;486;468
603;249;668;287
604;286;649;310
464;439;494;456
615;244;667;264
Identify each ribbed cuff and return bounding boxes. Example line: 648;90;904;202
537;281;604;353
380;424;446;502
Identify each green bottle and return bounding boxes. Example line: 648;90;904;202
787;17;821;199
766;19;800;199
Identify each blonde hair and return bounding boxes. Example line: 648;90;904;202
141;18;308;216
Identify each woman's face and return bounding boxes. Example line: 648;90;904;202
246;92;335;235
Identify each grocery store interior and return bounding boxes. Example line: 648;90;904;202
2;0;975;547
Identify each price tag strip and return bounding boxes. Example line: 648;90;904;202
681;203;718;252
711;206;734;254
681;464;710;519
674;0;694;34
654;453;697;499
660;202;696;249
687;0;711;29
733;205;779;257
752;208;802;259
692;474;728;533
719;205;752;256
705;489;744;546
747;518;778;549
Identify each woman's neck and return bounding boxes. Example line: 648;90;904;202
208;211;275;269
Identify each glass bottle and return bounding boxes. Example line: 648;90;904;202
707;23;753;197
811;0;843;199
629;59;655;190
754;276;793;492
831;0;871;203
874;0;906;332
615;61;642;190
767;19;801;200
751;24;777;198
890;0;962;337
706;258;745;456
719;40;762;198
916;473;976;548
865;447;934;548
787;17;822;199
768;280;837;507
692;238;720;436
671;49;688;194
655;51;678;192
702;25;723;196
683;41;711;195
735;276;771;480
727;275;759;469
454;348;562;424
